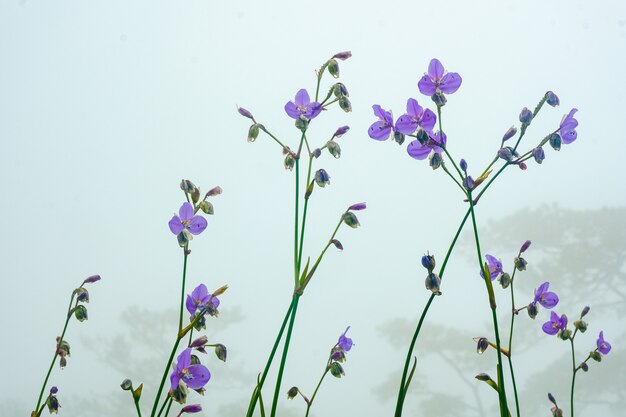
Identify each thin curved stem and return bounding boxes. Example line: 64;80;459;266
570;338;577;417
305;368;330;417
507;276;521;417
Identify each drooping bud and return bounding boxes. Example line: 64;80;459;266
497;147;515;162
342;212;360;228
171;382;188;404
545;91;560;107
590;351;602;362
580;362;589;372
348;202;366;211
475;373;492;382
177;229;193;247
205;186;222;197
287;387;299;400
190;336;208;349
74;287;89;303
527;302;538;319
74;305;88;322
247;124;260;142
421;254;435;272
429;152;442;170
312;148;322;158
519;107;533;124
514;256;528;271
120;379;133;391
431;91;447;107
199;200;214;215
339;96;352;112
499;272;511;289
502;126;517;142
475;337;489;354
214;344;227;362
559;328;572;340
332;51;352;60
329;362;345;378
284;154;296;171
314;169;331;187
180;180;197;194
327;140;341;158
179;404;203;415
425;272;442;295
82;275;101;284
238;107;254;120
393;131;405;145
581;306;590;318
532;147;545;164
46;392;60;414
333;83;349;98
331;239;343;251
520;240;531;253
548;393;557;404
549;133;562;151
333;125;350;138
573;320;588;333
327;59;340;78
459;159;468;172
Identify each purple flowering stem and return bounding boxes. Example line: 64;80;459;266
467;188;508;417
34;289;80;414
394;209;471;417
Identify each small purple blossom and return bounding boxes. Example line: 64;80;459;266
597;331;612;355
168;202;208;236
559;108;578;144
186;284;220;317
368;105;394;140
348;202;366;211
533;282;559;309
418;58;462;96
520;240;532;253
177;404;203;416
394;98;437;135
333;51;352;60
519;107;533;124
333;125;350;138
338;327;353;352
170;348;211;391
406;131;446;160
238;107;254;120
480;254;503;281
546;91;560;107
542;311;568;335
284;89;322;120
82;275;101;284
502;126;517;142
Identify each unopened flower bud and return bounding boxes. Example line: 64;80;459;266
327;140;341;158
331;239;343;251
247;124;260;142
206;186;222;197
545;91;560;107
559;329;572;340
190;336;208;348
520;240;531;253
499;272;511;289
348;202;366;211
425;272;442;295
74;305;88;322
314;169;331;187
460;159;468;172
533;147;545;164
284;154;296;171
429;152;442;170
342;212;360;228
75;287;89;303
295;117;309;131
519;107;533;124
573;320;588;333
498;147;515;162
82;274;101;284
46;393;60;414
549;133;562;151
312;148;322;158
580;362;589;372
50;387;58;395
421;254;436;272
518;162;527;170
463;176;475;191
332;51;352;60
180;179;196;193
327;59;340;78
590;351;602;362
120;379;133;391
581;306;590;318
199;200;214;215
502;126;517;142
475;373;492;382
334;125;350;137
527;302;538;319
304;181;315;200
287;387;299;399
475;337;489;354
514;256;527;271
214;344;227;362
431;91;447;107
329;362;345;378
190;188;200;204
339;96;352;112
179;404;203;415
394;131;405;145
548;393;557;404
333;83;349;98
238;107;254;119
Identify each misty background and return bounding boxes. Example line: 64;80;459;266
1;1;625;416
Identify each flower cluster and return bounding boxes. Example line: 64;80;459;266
168;180;221;247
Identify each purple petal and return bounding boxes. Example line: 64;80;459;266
284;102;300;119
372;104;386;120
307;102;322;119
561;131;577;144
395;115;417;135
418;75;437;96
542;320;559;335
186;364;211;389
431;131;447;153
188;215;208;235
186;295;196;316
428;58;445;80
295;89;310;107
177;348;192;369
406;98;423;118
192;284;209;299
170;370;181;391
440;72;462;94
368;121;392;141
407;140;431;160
179;202;194;222
421;109;437;131
539;291;559;309
169;216;183;235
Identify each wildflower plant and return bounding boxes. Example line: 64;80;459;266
238;51;365;417
368;58;591;417
31;275;101;417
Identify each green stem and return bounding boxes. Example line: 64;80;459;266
467;188;508;417
245;300;296;417
570;338;577;417
163;397;173;417
437;106;464;181
442;163;469;195
297;155;314;269
507;276;521;417
178;251;189;333
156;393;170;417
305;369;330;417
34;292;77;413
134;396;143;417
394;208;471;417
269;295;301;417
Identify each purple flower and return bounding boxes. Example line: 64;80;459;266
338;327;353;352
394;98;437;135
186;284;220;317
348;202;366;211
406;131;446;160
284;89;321;120
559;108;578;144
597;331;612;355
368;105;394;140
177;404;202;416
83;275;101;284
542;311;568;335
168;202;208;236
533;282;559;309
502;126;517;142
418;58;462;96
480;254;502;281
170;348;211;391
